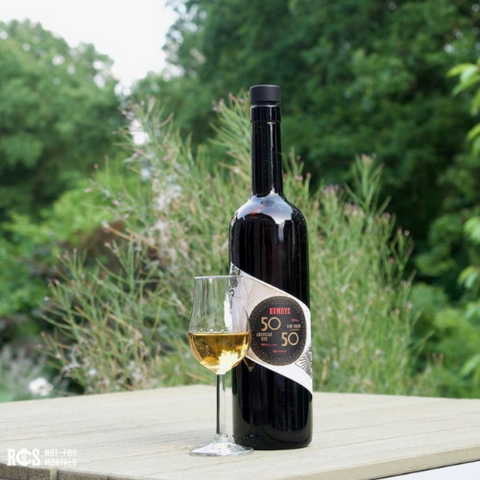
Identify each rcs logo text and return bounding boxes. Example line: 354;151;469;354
7;448;41;466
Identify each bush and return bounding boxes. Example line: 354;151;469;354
307;159;414;394
41;95;429;396
0;173;120;347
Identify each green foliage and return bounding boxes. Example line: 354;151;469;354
405;57;480;398
448;60;480;152
0;175;120;349
411;210;480;398
461;216;480;305
42;245;199;393
308;160;415;394
456;215;480;386
415;58;480;297
133;0;480;397
42;96;427;396
0;20;124;216
137;0;477;261
0;21;126;362
410;282;480;397
4;5;480;400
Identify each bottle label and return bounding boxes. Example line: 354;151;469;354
249;296;307;366
231;266;313;394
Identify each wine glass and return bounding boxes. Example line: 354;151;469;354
188;275;253;456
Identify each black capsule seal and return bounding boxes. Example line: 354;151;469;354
250;84;281;104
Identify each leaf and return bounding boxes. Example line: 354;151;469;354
460;353;480;378
458;266;480;290
467;123;480;142
465;217;480;243
472;136;480;156
452;75;480;95
465;302;480;322
471;88;480;114
446;63;476;77
460;64;480;84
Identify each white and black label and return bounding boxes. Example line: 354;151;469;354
231;266;313;394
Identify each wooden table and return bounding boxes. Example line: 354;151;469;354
0;385;479;480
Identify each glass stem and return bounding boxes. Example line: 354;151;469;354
216;373;227;439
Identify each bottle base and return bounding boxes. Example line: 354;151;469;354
233;432;312;450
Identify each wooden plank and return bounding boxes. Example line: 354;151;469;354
0;386;479;480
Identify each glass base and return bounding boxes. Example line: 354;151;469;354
190;435;254;457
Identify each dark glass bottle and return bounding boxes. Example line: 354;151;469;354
229;84;312;449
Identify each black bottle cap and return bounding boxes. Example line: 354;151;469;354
250;84;281;104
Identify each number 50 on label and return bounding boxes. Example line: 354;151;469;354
261;316;300;346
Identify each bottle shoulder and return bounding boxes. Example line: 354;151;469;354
232;192;307;226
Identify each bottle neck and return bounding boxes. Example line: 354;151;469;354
251;104;283;197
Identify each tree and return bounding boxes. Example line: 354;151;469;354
135;0;478;289
0;20;124;356
0;20;124;217
412;57;480;296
